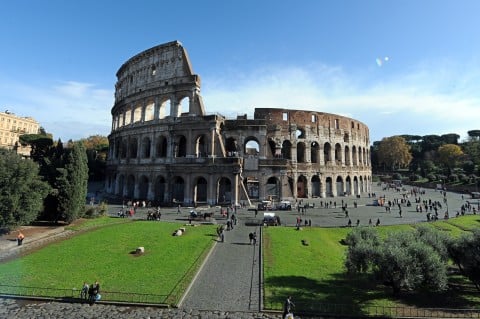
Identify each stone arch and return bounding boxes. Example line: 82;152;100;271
296;127;305;139
172;176;185;203
133;104;142;123
129;138;138;158
125;109;132;125
336;176;344;196
175;135;187;157
126;174;135;199
138;175;149;199
311;142;319;163
117;174;125;196
297;142;306;163
324;142;331;164
353;176;359;195
145;100;155;121
195;134;208;157
297;175;308;198
359;175;364;193
120;139;127;158
345;176;352;195
266;176;280;201
154;175;166;203
114;139;121;159
245;137;260;155
141;137;151;158
218;177;232;203
178;96;191;116
325;177;333;197
311;175;321;197
352;146;358;166
344;146;350;166
155;135;168;158
159;99;171;119
226;137;240;156
358;146;363;165
282;140;292;160
334;143;342;164
194;176;208;203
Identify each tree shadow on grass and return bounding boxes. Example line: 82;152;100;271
265;271;479;316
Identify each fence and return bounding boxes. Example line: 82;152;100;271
0;284;168;305
264;301;480;318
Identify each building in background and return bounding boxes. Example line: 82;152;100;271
0;110;40;156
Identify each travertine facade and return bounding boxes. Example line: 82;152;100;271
105;41;372;206
0;111;40;156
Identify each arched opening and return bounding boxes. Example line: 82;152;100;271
245;138;260;156
139;175;149;199
129;138;138;159
311;175;321;197
159;99;171;119
324;143;331;164
195;135;207;157
120;140;127;159
145;100;155;121
359;176;364;193
335;143;342;164
266;177;280;202
336;176;344;196
194;177;208;203
296;128;305;139
176;136;187;157
245;177;259;199
282;140;292;160
178;96;190;116
344;146;350;166
172;176;185;203
156;136;167;158
154;176;166;203
311;142;319;163
325;177;333;197
141;137;151;158
125;110;131;125
268;139;276;158
353;176;359;195
352;146;358;166
345;176;352;196
297;175;308;198
218;177;232;203
133;104;142;123
226;137;240;157
297;142;306;163
126;175;135;199
117;175;125;196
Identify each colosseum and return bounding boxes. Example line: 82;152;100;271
105;41;372;207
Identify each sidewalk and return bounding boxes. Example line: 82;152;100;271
179;213;262;312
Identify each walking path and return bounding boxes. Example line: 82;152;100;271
180;214;262;311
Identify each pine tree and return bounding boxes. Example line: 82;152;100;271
56;142;88;224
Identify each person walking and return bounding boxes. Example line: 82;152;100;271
283;296;295;318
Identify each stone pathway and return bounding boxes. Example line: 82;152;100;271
180;214;262;312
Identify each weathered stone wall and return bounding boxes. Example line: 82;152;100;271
105;42;372;206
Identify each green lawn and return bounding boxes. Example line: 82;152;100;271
0;221;217;304
263;216;480;315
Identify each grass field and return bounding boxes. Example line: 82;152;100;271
0;220;217;304
263;216;480;315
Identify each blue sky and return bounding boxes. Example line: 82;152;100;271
1;0;480;143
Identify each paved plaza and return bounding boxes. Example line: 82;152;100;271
0;183;477;318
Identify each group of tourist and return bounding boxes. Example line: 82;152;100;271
80;281;101;305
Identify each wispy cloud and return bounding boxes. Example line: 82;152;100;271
0;77;113;141
203;59;480;142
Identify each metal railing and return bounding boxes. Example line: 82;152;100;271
0;284;168;305
264;301;480;318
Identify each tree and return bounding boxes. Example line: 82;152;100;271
437;144;464;173
345;227;448;294
56;142;88;223
467;130;480;141
448;229;480;291
0;150;50;230
376;136;413;171
79;135;109;181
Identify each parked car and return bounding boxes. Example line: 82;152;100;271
258;200;273;211
277;200;292;210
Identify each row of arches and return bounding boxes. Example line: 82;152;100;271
112;96;191;130
106;173;371;205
